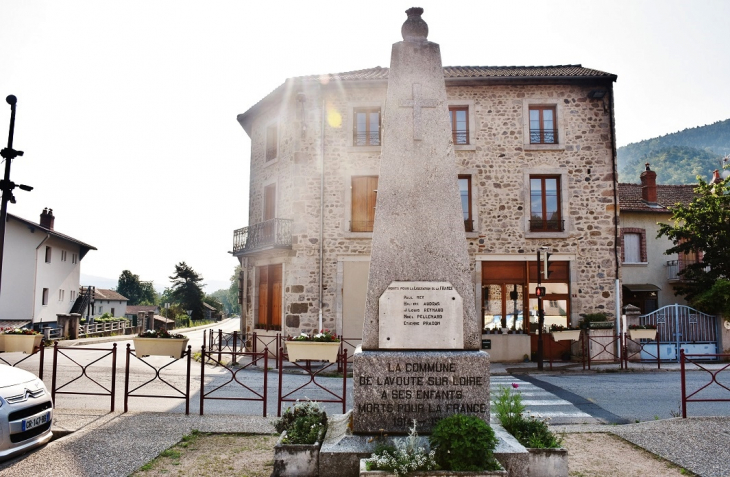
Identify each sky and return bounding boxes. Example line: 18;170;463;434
1;0;729;292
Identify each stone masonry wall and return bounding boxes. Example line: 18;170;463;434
242;79;618;337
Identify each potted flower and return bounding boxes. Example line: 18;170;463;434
133;329;189;359
549;324;581;341
1;328;43;354
628;324;658;341
273;400;327;476
285;329;340;363
493;384;567;477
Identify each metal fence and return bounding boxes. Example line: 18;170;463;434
51;342;117;412
680;350;730;418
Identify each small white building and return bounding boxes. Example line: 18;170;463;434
0;208;96;329
88;288;128;318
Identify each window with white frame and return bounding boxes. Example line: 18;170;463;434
42;288;49;306
45;246;52;263
72;253;77;264
58;289;65;301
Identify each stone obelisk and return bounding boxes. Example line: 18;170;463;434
353;8;489;434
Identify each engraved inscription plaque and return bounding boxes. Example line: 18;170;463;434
379;281;464;349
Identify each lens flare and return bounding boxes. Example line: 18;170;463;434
327;104;342;128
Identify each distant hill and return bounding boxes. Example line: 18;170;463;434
618;118;730;184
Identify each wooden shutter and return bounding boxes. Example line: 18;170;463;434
270;264;282;327
351;176;378;232
258;266;269;326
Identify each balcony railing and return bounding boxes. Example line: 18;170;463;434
529;219;564;232
667;260;710;281
233;218;293;255
530;128;558;144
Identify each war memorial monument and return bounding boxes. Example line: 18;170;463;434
351;7;490;435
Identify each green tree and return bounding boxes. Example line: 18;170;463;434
203;295;223;313
210;289;235;314
228;265;242;315
657;173;730;308
169;262;206;321
116;270;158;306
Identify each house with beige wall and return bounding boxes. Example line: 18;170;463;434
233;59;621;353
0;208;96;329
618;164;696;314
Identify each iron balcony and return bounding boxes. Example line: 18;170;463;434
232;218;293;256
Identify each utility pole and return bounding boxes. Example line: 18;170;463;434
536;250;545;370
0;95;33;295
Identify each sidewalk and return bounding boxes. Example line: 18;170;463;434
1;409;728;477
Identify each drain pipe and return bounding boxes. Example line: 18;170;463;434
608;82;622;359
318;97;325;332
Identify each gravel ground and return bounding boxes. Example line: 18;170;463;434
2;412;727;477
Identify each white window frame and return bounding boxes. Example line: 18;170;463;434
347;101;384;152
447;100;476;151
522;99;566;151
42;288;49;306
523;167;570;238
45;246;52;263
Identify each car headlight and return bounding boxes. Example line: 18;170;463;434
0;396;4;408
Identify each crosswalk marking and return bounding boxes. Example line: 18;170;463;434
489;376;594;423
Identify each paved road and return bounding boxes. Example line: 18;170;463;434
527;371;730;423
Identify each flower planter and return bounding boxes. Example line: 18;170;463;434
286;341;340;363
133;337;189;359
550;330;581;341
2;334;42;353
629;329;657;341
526;447;568;477
359;459;507;476
0;334;4;352
273;431;321;477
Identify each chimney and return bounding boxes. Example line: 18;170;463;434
40;208;55;230
711;169;722;184
640;163;657;204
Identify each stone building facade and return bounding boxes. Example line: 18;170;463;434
233;64;620;348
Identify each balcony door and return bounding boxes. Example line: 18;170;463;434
258;264;282;330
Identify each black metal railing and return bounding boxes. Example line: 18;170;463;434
530;128;557;144
452;130;468;145
529;219;564;232
353;131;380;146
232;218;293;254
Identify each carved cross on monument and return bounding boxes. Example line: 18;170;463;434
399;83;438;140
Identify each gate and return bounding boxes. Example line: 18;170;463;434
639;305;718;362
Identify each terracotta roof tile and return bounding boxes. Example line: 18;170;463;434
92;288;128;301
238;64;616;132
295;65;615;83
618;183;696;213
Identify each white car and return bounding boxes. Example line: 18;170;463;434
0;364;53;460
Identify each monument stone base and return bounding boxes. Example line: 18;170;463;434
353;348;490;433
319;413;529;477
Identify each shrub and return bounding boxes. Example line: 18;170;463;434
274;400;327;445
429;414;499;472
510;415;563;449
493;384;563;449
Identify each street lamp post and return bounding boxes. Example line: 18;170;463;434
0;95;33;296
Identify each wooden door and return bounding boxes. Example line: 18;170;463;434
257;264;282;330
